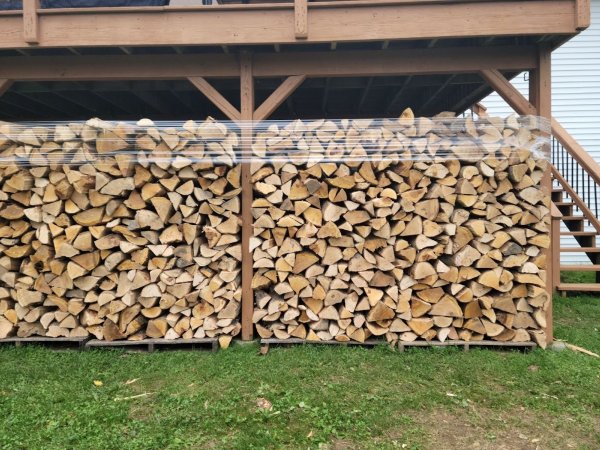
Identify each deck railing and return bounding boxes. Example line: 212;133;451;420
550;119;600;228
552;136;600;224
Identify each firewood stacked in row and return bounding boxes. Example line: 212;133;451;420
251;111;550;347
0;118;242;342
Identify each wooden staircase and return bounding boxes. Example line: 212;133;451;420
551;147;600;294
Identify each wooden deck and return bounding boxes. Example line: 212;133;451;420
0;0;589;49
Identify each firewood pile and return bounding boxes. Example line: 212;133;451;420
250;110;551;347
0;118;242;342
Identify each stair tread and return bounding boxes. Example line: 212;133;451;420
560;265;600;271
557;283;600;291
560;231;598;236
554;202;575;206
560;247;600;252
562;216;586;220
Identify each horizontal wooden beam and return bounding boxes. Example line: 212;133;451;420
254;46;537;77
0;0;583;49
0;46;537;81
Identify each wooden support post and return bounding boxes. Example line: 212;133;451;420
187;76;241;122
0;79;12;98
240;52;254;341
481;53;555;346
23;0;40;45
294;0;308;39
253;75;306;122
530;44;553;345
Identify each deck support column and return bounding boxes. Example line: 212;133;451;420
529;44;553;345
480;50;554;346
240;51;255;341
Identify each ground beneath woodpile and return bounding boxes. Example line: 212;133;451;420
0;295;598;450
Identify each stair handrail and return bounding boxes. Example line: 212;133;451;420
551;165;600;233
551;119;600;187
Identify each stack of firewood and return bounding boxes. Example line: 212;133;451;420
0;118;242;342
251;110;550;347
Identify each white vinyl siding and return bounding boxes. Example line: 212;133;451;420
483;0;600;265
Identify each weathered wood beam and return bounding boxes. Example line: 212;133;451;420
188;76;241;121
576;0;591;30
529;45;553;346
0;79;13;98
253;46;537;78
0;46;536;81
254;75;306;122
23;0;40;45
483;68;600;191
240;52;254;341
294;0;308;40
0;0;583;49
479;69;537;116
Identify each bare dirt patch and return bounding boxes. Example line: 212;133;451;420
413;407;599;450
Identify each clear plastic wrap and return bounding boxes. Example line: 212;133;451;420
249;114;551;346
0;118;241;341
0;114;551;346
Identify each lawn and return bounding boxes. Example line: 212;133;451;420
0;296;599;450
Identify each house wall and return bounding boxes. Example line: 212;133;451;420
483;0;600;265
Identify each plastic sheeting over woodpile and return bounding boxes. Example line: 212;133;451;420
250;111;551;348
0;118;241;341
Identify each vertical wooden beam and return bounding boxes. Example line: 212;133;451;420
240;52;254;341
530;44;553;346
575;0;591;30
295;0;308;39
551;204;562;292
23;0;40;45
0;79;13;98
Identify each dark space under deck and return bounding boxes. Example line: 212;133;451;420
0;36;550;121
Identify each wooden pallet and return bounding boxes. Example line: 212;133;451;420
396;340;536;352
260;338;392;354
259;338;536;354
85;338;218;352
0;336;89;350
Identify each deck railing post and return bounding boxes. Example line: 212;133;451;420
294;0;308;39
23;0;40;45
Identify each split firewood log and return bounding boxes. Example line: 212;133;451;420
0;117;241;341
251;111;550;347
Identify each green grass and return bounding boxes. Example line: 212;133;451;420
1;296;599;450
561;270;596;284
